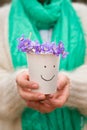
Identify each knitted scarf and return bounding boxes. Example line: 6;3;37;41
9;0;86;130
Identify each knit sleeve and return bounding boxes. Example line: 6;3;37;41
65;3;87;116
0;5;26;120
0;68;27;120
63;65;87;116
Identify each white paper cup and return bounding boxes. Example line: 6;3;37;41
27;53;60;94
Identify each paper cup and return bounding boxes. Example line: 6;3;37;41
27;53;60;94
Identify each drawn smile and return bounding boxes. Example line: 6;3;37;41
41;75;55;81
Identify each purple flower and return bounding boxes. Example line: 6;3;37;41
17;36;31;52
41;42;50;52
17;36;68;58
62;51;69;58
57;41;65;53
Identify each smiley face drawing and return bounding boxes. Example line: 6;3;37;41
41;65;56;82
28;53;59;94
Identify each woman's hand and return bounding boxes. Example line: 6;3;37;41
45;73;70;109
16;70;54;112
16;70;46;102
27;73;70;113
16;71;70;113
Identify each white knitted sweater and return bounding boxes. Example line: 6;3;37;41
0;3;87;130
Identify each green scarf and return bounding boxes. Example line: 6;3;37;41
9;0;86;130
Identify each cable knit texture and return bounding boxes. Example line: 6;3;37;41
0;3;87;130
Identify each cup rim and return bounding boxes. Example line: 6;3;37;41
27;52;59;57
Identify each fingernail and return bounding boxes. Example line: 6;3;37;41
49;94;53;98
39;95;45;99
32;84;38;88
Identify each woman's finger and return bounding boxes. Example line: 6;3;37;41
49;84;69;108
57;73;70;90
18;88;46;101
16;71;39;89
19;80;39;89
27;101;54;113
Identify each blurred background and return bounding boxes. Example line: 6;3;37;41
0;0;87;6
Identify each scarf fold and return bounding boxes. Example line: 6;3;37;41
9;0;86;130
21;0;62;29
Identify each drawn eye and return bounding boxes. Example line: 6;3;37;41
53;65;55;68
44;65;46;68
